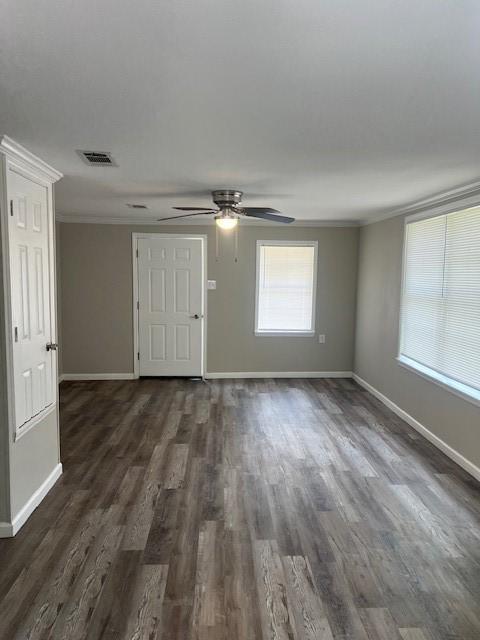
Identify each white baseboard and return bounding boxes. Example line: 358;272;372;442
58;373;65;383
205;371;353;379
61;373;136;381
0;463;63;538
353;373;480;482
62;372;353;381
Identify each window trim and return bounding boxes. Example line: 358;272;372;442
396;355;480;409
397;206;480;408
255;239;318;337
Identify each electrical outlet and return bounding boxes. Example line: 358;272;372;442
318;334;326;344
207;280;217;290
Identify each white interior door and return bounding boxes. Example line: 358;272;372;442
137;236;204;376
8;169;55;430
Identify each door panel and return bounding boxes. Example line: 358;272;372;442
174;269;190;312
150;324;167;360
150;269;166;312
174;325;190;360
138;237;203;376
8;169;54;429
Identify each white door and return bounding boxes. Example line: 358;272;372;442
8;169;55;430
137;236;204;376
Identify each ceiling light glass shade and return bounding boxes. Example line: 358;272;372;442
215;216;238;230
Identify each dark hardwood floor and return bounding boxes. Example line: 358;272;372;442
1;378;480;639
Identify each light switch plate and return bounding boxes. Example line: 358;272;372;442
207;280;217;290
318;334;326;343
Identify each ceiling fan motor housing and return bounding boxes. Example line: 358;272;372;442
212;189;243;209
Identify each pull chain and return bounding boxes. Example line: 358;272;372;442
234;222;238;262
215;224;219;261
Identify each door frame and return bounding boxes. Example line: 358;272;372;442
0;138;62;442
131;232;208;379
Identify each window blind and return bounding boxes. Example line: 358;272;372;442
400;205;480;394
256;243;316;332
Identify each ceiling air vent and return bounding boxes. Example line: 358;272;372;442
126;203;148;209
77;150;117;166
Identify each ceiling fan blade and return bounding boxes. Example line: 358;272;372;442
173;206;214;211
242;207;281;214
243;208;295;223
157;212;215;222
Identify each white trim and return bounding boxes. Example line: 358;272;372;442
205;371;352;379
56;212;359;227
132;234;139;378
0;136;62;183
132;232;207;379
254;331;316;337
62;371;354;380
0;151;13;519
360;179;480;226
255;240;318;336
397;356;480;409
0;142;60;442
404;200;480;225
0;463;63;538
61;373;136;381
398;205;480;408
353;374;480;483
58;373;65;383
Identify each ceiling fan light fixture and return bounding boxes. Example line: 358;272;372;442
215;215;238;230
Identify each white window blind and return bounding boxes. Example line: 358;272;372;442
256;241;317;334
400;205;480;397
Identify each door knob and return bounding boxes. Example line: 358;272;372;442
46;342;58;351
189;314;203;319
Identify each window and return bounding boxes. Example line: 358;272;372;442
255;240;317;336
399;205;480;404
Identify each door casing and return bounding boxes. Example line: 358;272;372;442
0;141;61;442
132;233;207;378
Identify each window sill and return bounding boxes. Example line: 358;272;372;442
396;355;480;408
255;330;315;337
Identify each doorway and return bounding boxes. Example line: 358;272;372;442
133;234;206;377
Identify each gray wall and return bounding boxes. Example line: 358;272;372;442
9;410;60;515
59;223;359;374
354;214;480;470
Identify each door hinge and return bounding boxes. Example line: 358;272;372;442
10;200;13;216
137;351;140;360
137;301;139;310
136;248;139;258
14;327;18;342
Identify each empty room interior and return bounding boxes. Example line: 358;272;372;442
1;2;480;639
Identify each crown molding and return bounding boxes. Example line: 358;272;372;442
57;176;480;229
0;136;63;183
360;178;480;226
55;212;359;227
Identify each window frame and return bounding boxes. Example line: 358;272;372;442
397;206;480;408
254;239;318;337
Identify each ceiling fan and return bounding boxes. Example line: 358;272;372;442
157;189;294;229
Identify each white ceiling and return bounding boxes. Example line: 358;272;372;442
1;1;480;223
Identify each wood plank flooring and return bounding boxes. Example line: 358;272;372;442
1;377;480;639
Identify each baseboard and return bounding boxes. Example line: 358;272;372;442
0;463;63;538
61;373;136;381
62;372;353;381
58;373;65;383
353;374;480;483
205;371;353;379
